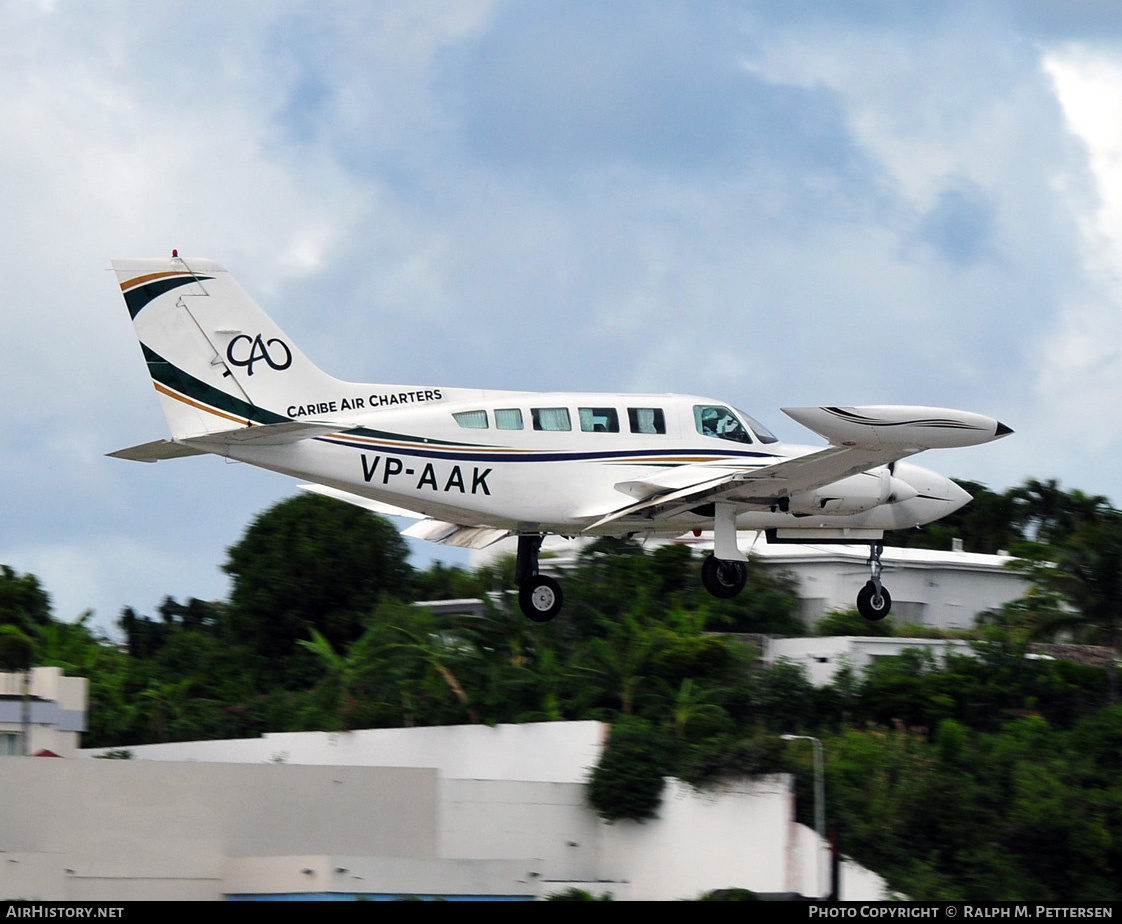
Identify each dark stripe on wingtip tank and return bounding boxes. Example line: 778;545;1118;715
823;407;982;431
123;275;214;319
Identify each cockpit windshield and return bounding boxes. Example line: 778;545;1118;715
736;408;778;444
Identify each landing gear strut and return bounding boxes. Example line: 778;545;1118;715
515;533;563;622
700;502;750;600
856;542;892;621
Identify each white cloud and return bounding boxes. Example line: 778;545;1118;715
1031;48;1122;462
3;2;1121;624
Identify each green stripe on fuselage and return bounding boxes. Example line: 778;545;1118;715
141;343;288;426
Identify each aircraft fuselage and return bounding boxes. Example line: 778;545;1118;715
224;391;969;538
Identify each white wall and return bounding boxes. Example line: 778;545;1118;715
12;722;900;901
0;758;443;901
441;778;603;883
598;777;798;900
82;720;605;784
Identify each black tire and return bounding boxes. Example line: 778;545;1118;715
857;581;892;621
701;554;748;599
519;575;564;622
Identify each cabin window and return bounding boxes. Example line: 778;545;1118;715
628;407;666;435
532;407;572;431
579;407;620;433
694;405;753;443
495;408;524;430
453;410;489;429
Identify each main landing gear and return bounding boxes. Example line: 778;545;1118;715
701;554;748;599
515;534;563;622
700;502;751;602
856;542;892;621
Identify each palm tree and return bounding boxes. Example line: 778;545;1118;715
1011;479;1111;547
583;609;659;717
1020;516;1122;702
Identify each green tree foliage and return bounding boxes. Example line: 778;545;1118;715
0;564;52;633
561;537;802;637
891;476;1122;701
586;717;669;823
1000;493;1122;700
0;624;34;671
887;481;1021;553
410;562;485;601
223;493;413;673
815;606;893;637
1011;478;1111;548
545;888;614;901
1030;518;1122;645
887;477;1112;556
695;888;762;901
818;710;1122;900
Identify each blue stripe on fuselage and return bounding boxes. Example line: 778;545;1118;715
314;434;781;466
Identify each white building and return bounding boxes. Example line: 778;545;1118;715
0;667;88;757
746;540;1028;630
764;636;978;687
0;722;893;901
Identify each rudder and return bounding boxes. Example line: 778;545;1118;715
113;255;348;440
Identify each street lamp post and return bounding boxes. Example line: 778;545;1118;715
781;734;826;899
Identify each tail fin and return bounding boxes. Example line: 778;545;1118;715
113;255;351;440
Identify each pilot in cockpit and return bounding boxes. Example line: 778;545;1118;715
701;406;749;441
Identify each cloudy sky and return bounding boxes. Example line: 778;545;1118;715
3;0;1122;632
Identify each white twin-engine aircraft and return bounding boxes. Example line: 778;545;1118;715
110;255;1012;623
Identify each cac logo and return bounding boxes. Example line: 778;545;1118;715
225;334;293;376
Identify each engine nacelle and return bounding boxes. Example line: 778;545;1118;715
786;469;917;515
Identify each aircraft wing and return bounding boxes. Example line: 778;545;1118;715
401;519;513;550
586;405;1010;529
585;446;864;529
300;485;512;550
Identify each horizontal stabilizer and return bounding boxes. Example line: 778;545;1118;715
206;420;348;446
107;439;209;462
109;421;348;463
